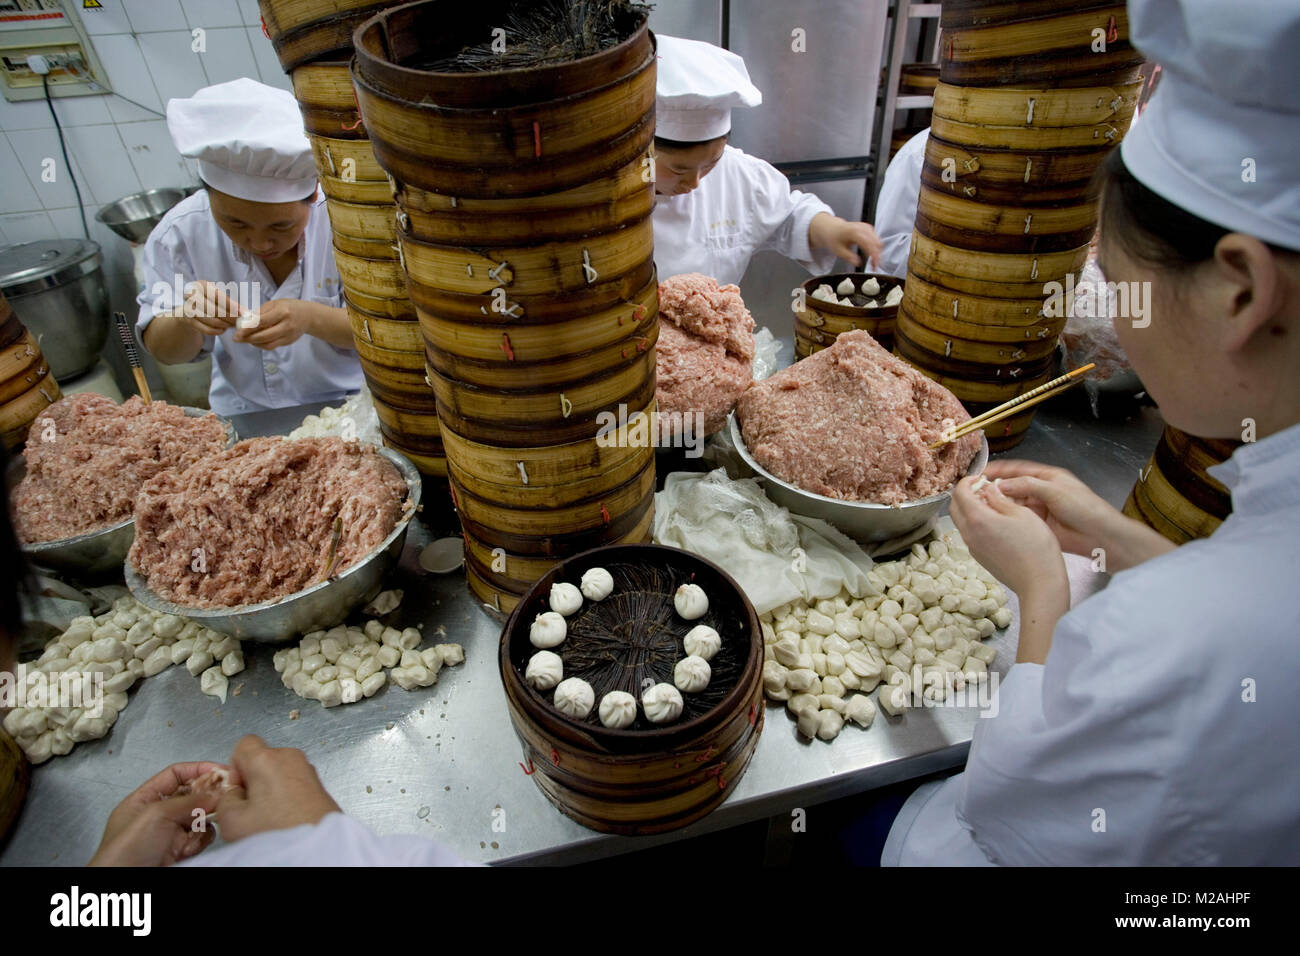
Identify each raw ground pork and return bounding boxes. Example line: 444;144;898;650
655;273;756;435
11;394;229;543
735;330;981;505
130;437;410;608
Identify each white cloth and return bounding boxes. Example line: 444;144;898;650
1121;0;1300;250
883;422;1300;865
653;468;876;615
136;189;363;416
653;146;835;286
178;812;478;867
655;35;761;142
168;78;318;203
873;128;927;278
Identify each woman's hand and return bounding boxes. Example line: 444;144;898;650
982;460;1175;573
809;213;884;270
950;477;1070;664
213;735;340;842
180;280;243;337
88;761;234;867
233;299;314;350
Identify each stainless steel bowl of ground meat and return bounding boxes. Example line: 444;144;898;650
9;396;236;575
124;439;421;643
731;330;988;545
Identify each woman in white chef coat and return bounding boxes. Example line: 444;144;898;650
871;128;928;279
883;0;1300;865
651;35;883;286
136;78;362;416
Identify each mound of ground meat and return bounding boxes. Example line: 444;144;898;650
11;394;230;544
735;330;981;505
655;273;755;436
130;437;410;608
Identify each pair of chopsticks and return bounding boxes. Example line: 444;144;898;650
113;312;152;403
930;363;1096;448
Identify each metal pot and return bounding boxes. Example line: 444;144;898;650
96;187;194;244
0;239;108;382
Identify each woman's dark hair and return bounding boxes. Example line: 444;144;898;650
653;133;729;152
1096;149;1231;269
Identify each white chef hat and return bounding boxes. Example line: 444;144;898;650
167;78;317;204
1121;0;1300;250
655;34;761;142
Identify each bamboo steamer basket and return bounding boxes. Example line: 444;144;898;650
320;174;393;205
289;59;369;139
353;331;426;372
326;196;396;241
0;321;61;450
1122;427;1236;544
908;231;1090;297
397;152;653;245
310;135;388;184
899;63;940;95
793;273;904;357
916;185;1102;251
345;289;417;321
259;0;397;72
499;544;762;834
938;3;1144;88
932;79;1142;133
347;302;422;352
332;245;407;299
0;728;28;843
331;229;397;260
369;392;441;441
428;350;656;446
357;355;438;409
351;4;655;197
1;378;60;450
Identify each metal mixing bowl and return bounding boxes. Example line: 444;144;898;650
11;407;235;576
95;188;194;244
124;446;422;643
729;416;989;545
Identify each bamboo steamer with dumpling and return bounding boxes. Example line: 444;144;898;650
0;298;61;450
793;273;904;358
1123;427;1238;544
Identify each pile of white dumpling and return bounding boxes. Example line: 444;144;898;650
273;618;464;707
808;275;904;310
760;535;1012;742
2;595;244;764
525;572;719;729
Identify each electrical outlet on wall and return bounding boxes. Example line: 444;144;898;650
0;1;111;100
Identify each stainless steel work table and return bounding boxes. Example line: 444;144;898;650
0;397;1166;866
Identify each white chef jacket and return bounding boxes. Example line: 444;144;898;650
652;145;837;285
872;128;927;279
179;811;479;867
136;189;363;416
883;421;1300;866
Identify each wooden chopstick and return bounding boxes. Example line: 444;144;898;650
930;363;1096;448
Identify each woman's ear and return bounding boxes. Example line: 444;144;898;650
1211;235;1287;353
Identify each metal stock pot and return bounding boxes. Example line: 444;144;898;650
0;239;108;381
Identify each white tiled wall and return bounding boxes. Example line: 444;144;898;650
0;0;291;394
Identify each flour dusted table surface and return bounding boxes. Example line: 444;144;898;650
0;400;1164;866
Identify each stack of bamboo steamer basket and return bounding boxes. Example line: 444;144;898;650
352;1;659;614
0;291;61;451
893;0;1145;450
1123;427;1238;544
259;1;445;478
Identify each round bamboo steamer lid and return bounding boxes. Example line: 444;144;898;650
416;276;654;356
0;728;29;842
497;542;762;834
894;311;1062;365
320;173;393;204
356;355;437;410
915;208;1095;255
377;418;443;456
917;185;1103;240
344;289;416;321
333;244;407;298
352;331;425;372
938;5;1144;89
351;60;656;199
899;63;940;94
932;79;1142;131
920;157;1103;206
398;152;653;246
260;0;393;72
326;196;397;241
424;315;657;392
1154;427;1236;520
354;2;652;108
931;113;1133;153
438;405;655;487
922;132;1110;190
901;270;1060;327
291;58;361;111
310;135;387;184
794;312;895;345
407;257;656;326
1;375;60;448
908;231;1089;295
398;215;653;299
893;326;1055;399
347;302;423;352
380;431;446;477
893;296;1065;347
448;434;653;510
453;479;656;558
428;351;656;446
467;563;522;617
369;391;440;440
331;228;398;260
793;317;894;356
451;464;655;540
